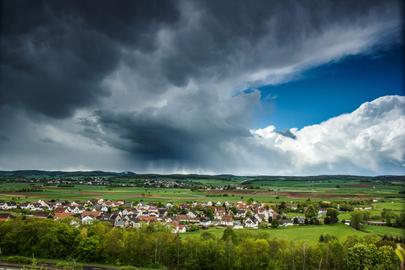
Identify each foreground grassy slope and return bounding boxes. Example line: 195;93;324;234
182;223;403;244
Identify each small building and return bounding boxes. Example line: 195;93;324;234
220;215;234;227
244;217;258;228
0;213;12;221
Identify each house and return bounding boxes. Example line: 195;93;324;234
170;222;186;233
291;216;305;225
214;207;225;220
71;207;85;214
54;207;68;214
235;209;247;218
0;213;12;221
114;215;125;227
0;202;17;210
236;201;247;209
254;213;266;223
166;203;173;208
220;214;233;227
148;206;159;214
138;216;157;224
200;218;212;227
233;221;243;229
365;221;386;226
38;200;52;210
176;215;190;223
280;220;294;227
81;211;102;224
82;215;95;225
70;201;80;207
244;216;258;228
187;211;197;219
121;209;130;215
81;211;102;218
21;203;43;212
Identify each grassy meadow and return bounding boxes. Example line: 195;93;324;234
182;223;404;244
0;177;403;203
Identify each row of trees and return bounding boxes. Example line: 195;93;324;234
350;211;405;230
0;218;401;270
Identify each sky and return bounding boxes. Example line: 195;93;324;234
0;0;404;175
254;45;404;130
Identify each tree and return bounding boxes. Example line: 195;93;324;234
339;204;354;212
319;234;337;243
304;205;318;224
268;216;273;223
395;213;405;228
347;243;377;270
222;227;238;244
382;208;397;225
278;201;287;212
230;206;237;215
324;208;339;224
376;245;400;270
76;236;102;262
200;231;215;241
0;215;401;270
350;212;364;230
204;208;214;220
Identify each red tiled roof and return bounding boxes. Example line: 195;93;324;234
55;212;74;219
81;211;101;218
139;216;157;222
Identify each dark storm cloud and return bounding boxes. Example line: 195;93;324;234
96;111;203;161
82;96;254;170
0;0;179;118
160;0;402;87
1;0;400;117
0;0;403;173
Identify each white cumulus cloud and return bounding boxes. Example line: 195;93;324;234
246;95;405;175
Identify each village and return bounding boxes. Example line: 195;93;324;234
0;199;321;233
5;176;227;189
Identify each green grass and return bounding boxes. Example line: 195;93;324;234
182;223;403;244
363;225;404;237
0;179;403;204
183;227;226;238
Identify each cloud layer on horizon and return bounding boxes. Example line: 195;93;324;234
0;0;404;175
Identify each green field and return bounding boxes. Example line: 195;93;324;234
182;223;403;244
0;178;403;203
363;225;404;237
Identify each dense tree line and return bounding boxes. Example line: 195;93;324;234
0;218;401;270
